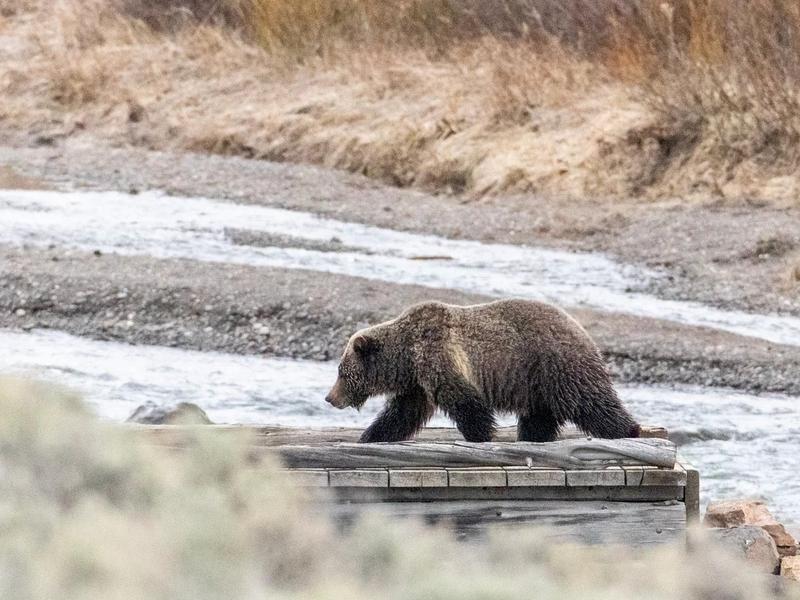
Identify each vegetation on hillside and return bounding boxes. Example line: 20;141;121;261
2;0;800;201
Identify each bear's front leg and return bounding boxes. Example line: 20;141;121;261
359;385;433;443
430;378;496;442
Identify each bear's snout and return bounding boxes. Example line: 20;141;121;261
325;379;347;409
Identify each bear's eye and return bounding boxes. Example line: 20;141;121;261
338;364;344;376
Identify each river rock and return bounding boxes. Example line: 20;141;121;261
707;526;781;574
705;500;798;557
126;401;213;425
782;556;800;582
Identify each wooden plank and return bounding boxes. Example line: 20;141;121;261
504;467;566;487
677;455;701;523
389;469;448;488
624;466;644;486
641;468;687;487
325;485;685;503
322;500;686;546
448;468;507;487
329;469;388;487
135;424;669;446
267;438;676;470
283;469;329;487
567;468;625;487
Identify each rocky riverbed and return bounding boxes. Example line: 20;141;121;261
2;138;800;526
4;244;800;394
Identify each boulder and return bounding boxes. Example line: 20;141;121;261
126;401;213;425
781;556;800;582
705;500;797;557
707;526;781;574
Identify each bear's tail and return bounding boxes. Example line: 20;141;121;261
570;380;641;440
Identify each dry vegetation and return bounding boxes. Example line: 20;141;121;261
0;376;796;600
3;0;800;201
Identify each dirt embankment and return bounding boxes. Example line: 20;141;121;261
5;0;800;205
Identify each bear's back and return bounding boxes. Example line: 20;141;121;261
454;299;587;341
397;299;595;359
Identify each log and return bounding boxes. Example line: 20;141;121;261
136;424;668;447
267;438;676;469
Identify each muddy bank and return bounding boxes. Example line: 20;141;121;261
3;245;800;395
1;141;798;319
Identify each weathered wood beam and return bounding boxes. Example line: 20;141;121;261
323;500;686;546
266;438;676;469
677;453;701;523
136;424;668;447
326;485;685;503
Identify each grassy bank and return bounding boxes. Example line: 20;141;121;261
0;376;793;599
2;0;800;202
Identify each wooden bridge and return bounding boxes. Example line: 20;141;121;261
142;424;698;546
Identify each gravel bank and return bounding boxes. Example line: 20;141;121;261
4;245;800;395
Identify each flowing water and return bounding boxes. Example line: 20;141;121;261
3;189;800;346
1;328;798;527
1;188;799;526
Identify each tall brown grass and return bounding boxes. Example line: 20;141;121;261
4;0;800;201
0;376;795;600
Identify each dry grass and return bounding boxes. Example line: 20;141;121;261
3;0;800;202
0;376;795;600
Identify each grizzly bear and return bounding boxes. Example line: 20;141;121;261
325;299;640;443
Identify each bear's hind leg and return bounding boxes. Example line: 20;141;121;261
359;385;433;443
449;400;496;442
517;410;562;442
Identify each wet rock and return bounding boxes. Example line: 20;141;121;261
707;526;780;574
224;228;367;254
126;401;213;425
782;556;800;582
705;500;798;557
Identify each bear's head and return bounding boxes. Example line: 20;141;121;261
325;333;382;409
326;320;417;410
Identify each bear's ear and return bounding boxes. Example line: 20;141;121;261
353;335;378;355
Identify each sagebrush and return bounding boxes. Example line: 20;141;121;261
0;376;794;600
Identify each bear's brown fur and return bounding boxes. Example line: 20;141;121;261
325;299;640;443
